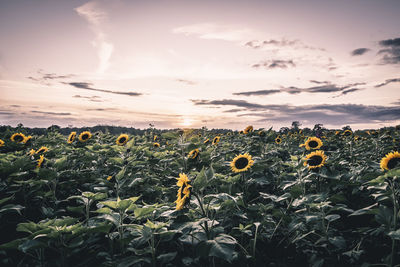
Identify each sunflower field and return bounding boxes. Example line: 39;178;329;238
0;125;400;267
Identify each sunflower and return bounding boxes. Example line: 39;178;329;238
188;148;199;159
230;153;254;173
204;138;210;144
335;131;340;136
22;135;32;144
366;130;371;136
106;175;113;181
67;132;76;144
243;125;253;134
301;137;323;150
212;136;220;145
0;139;4;147
303;150;327;170
153;135;158;141
28;149;36;156
153;142;160;148
116;134;129;146
35;146;49;154
10;133;26;143
275;136;282;144
37;155;45;168
239;130;244;134
258;130;266;137
380;151;400;170
175;173;191;210
342;129;353;136
79;131;92;142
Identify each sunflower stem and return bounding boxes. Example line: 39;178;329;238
192;192;210;239
390;181;398;267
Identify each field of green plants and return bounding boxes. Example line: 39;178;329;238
0;124;399;267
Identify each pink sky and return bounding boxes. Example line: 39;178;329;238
1;0;400;129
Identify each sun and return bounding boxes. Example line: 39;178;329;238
181;118;193;127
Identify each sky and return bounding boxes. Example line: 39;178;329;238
0;0;399;130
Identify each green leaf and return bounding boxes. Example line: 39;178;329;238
116;167;126;180
157;252;177;264
198;234;237;263
193;167;207;191
388;229;400;240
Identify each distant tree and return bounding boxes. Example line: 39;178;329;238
291;121;301;131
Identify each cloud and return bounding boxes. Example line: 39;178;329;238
191;99;400;124
75;1;113;73
252;59;295;69
233;82;364;96
245;39;325;51
172;23;258;42
378;37;400;64
66;82;142;96
31;111;72;116
233;89;281;96
351;48;370;56
73;94;104;102
191;99;265;109
176;79;196;85
309;80;330;84
375;78;400;88
27;70;74;85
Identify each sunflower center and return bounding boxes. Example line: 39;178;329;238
387;157;400;169
308;141;319;148
82;134;89;140
344;131;351;136
119;137;126;143
69;135;74;141
14;135;24;142
235;157;249;170
307;155;323;166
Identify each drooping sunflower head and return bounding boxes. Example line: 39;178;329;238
243;125;253;134
22;135;32;144
153;142;160;148
275;136;282;144
37;155;45;168
28;149;36;156
212;136;220;145
175;173;191;211
79;131;92;142
116;134;129;146
188;148;199;159
35;146;49;154
0;139;4;147
303;150;327;170
258;131;266;137
380;151;400;171
230;153;254;173
335;131;340;136
204;138;210;144
303;137;323;150
153;135;158;141
10;133;26;143
342;129;353;136
67;132;76;144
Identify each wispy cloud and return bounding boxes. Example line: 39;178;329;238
31;110;72;116
375;78;400;88
75;1;113;73
73;94;104;102
191;99;400;125
378;37;400;64
176;78;197;85
233;82;364;96
172;23;258;42
252;59;296;69
66;82;142;96
245;39;325;51
351;48;370;56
